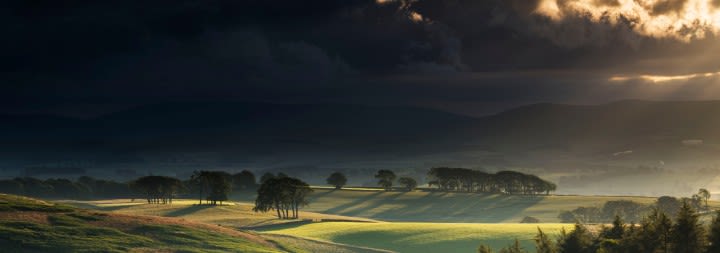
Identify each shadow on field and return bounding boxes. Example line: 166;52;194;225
63;202;137;212
372;193;545;222
165;205;213;217
307;188;336;200
309;189;546;222
337;191;408;217
323;191;384;214
248;219;315;231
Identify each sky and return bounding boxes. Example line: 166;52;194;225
4;0;720;117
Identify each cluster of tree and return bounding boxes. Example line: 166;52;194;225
188;171;233;205
253;173;313;219
131;176;183;204
372;170;417;191
375;170;396;191
428;167;556;195
559;190;712;224
559;200;648;224
0;176;133;199
232;170;258;191
479;202;720;253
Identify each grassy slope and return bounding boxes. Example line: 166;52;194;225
258;222;572;253
61;199;378;228
56;189;720;253
0;194;284;253
58;198;392;253
301;188;718;223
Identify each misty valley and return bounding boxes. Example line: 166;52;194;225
3;101;720;252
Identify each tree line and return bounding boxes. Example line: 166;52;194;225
559;190;712;224
0;176;133;199
479;202;720;253
322;168;555;194
0;169;259;203
427;167;556;195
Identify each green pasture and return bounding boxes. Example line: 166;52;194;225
258;222;572;253
301;188;663;222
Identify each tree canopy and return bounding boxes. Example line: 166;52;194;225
398;177;417;192
132;176;183;204
427;167;556;195
375;170;396;191
189;171;233;205
253;176;313;219
326;172;347;189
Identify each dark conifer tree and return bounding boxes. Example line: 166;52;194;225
706;211;720;253
671;202;706;253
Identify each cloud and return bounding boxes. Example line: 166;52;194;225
525;0;720;45
651;0;688;15
609;71;720;83
4;0;720;116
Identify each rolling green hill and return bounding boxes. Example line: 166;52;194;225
300;188;667;223
61;199;379;229
52;189;720;253
0;194;281;253
257;222;571;253
2;194;395;253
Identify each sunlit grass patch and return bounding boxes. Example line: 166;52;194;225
259;222;572;253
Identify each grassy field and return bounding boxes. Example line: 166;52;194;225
300;188;720;223
64;189;719;225
61;199;378;228
0;194;283;252
1;194;396;253
257;222;572;253
50;189;720;253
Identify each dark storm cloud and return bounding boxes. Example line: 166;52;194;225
2;0;720;116
651;0;688;15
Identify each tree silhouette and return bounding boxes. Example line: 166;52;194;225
657;196;682;218
132;176;183;204
557;223;593;253
326;172;347;189
254;176;313;219
698;188;711;210
477;244;494;253
426;167;555;195
604;215;625;240
232;170;257;190
671;202;706;253
398;177;417;191
706;210;720;253
499;239;527;253
375;170;396;191
189;171;232;205
260;172;275;184
534;228;555;253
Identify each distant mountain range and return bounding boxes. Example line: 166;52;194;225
2;100;720;172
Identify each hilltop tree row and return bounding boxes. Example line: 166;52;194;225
428;167;556;195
